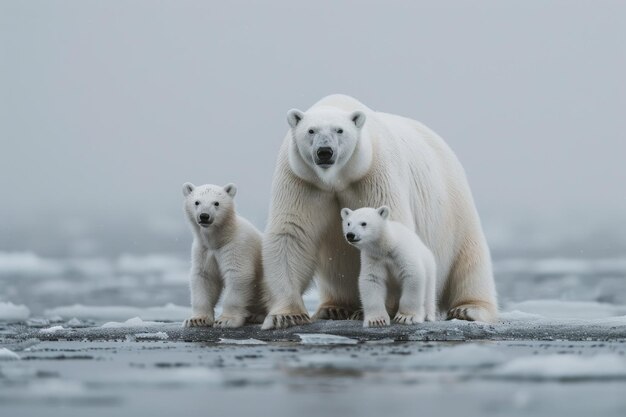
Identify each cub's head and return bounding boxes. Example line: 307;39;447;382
287;107;366;176
182;183;237;229
340;206;390;248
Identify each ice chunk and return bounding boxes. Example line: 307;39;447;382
66;317;83;327
0;347;20;361
296;333;358;345
0;251;63;276
101;317;164;328
218;338;267;345
0;301;30;322
505;299;626;320
44;303;190;321
39;325;65;334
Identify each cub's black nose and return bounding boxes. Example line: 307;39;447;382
346;232;355;241
316;147;334;162
199;213;211;222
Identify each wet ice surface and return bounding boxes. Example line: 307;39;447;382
1;335;626;417
2;251;626;416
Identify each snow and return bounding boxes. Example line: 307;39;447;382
134;331;169;340
0;301;30;321
66;317;82;327
491;354;626;380
44;303;190;321
0;347;20;361
102;317;165;328
296;333;359;345
39;325;65;334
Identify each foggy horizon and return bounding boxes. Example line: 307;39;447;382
1;1;625;257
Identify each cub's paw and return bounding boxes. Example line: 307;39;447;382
313;306;354;320
393;312;424;325
261;313;311;330
215;315;246;328
349;309;364;321
182;315;213;328
447;304;495;322
363;314;390;328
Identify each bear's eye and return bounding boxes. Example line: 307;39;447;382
347;222;351;226
308;129;315;134
361;222;367;227
337;129;343;134
194;201;200;206
214;202;219;207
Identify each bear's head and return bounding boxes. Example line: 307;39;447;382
182;183;237;229
287;107;366;181
340;206;390;249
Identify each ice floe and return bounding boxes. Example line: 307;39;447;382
0;301;30;321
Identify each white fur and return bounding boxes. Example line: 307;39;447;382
182;183;265;328
262;94;498;330
341;206;437;327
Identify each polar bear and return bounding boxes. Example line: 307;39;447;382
182;183;265;328
261;94;497;330
341;206;437;327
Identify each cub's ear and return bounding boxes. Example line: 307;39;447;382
340;208;352;220
350;110;366;129
223;183;237;198
377;206;390;220
287;109;305;129
182;182;195;197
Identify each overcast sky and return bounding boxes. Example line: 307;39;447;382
1;1;625;257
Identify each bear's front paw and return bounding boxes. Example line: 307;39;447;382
215;315;246;328
447;304;495;322
183;315;213;328
363;314;390;328
313;306;354;321
393;312;424;325
261;313;311;330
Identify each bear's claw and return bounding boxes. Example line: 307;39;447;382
447;304;494;322
313;306;354;320
182;316;213;328
261;313;311;330
363;315;390;328
393;313;423;325
215;315;246;328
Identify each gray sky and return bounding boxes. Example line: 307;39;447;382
1;1;625;257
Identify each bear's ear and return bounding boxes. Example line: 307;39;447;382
287;109;305;129
377;206;390;220
350;111;366;129
340;208;352;220
223;183;237;198
182;182;195;197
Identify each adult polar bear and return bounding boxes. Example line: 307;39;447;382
262;94;497;329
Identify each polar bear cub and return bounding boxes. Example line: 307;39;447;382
341;206;437;327
182;182;265;328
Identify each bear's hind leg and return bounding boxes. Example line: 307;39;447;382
444;239;498;322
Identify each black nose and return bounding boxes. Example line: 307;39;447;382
316;147;334;162
346;232;355;241
199;213;210;222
